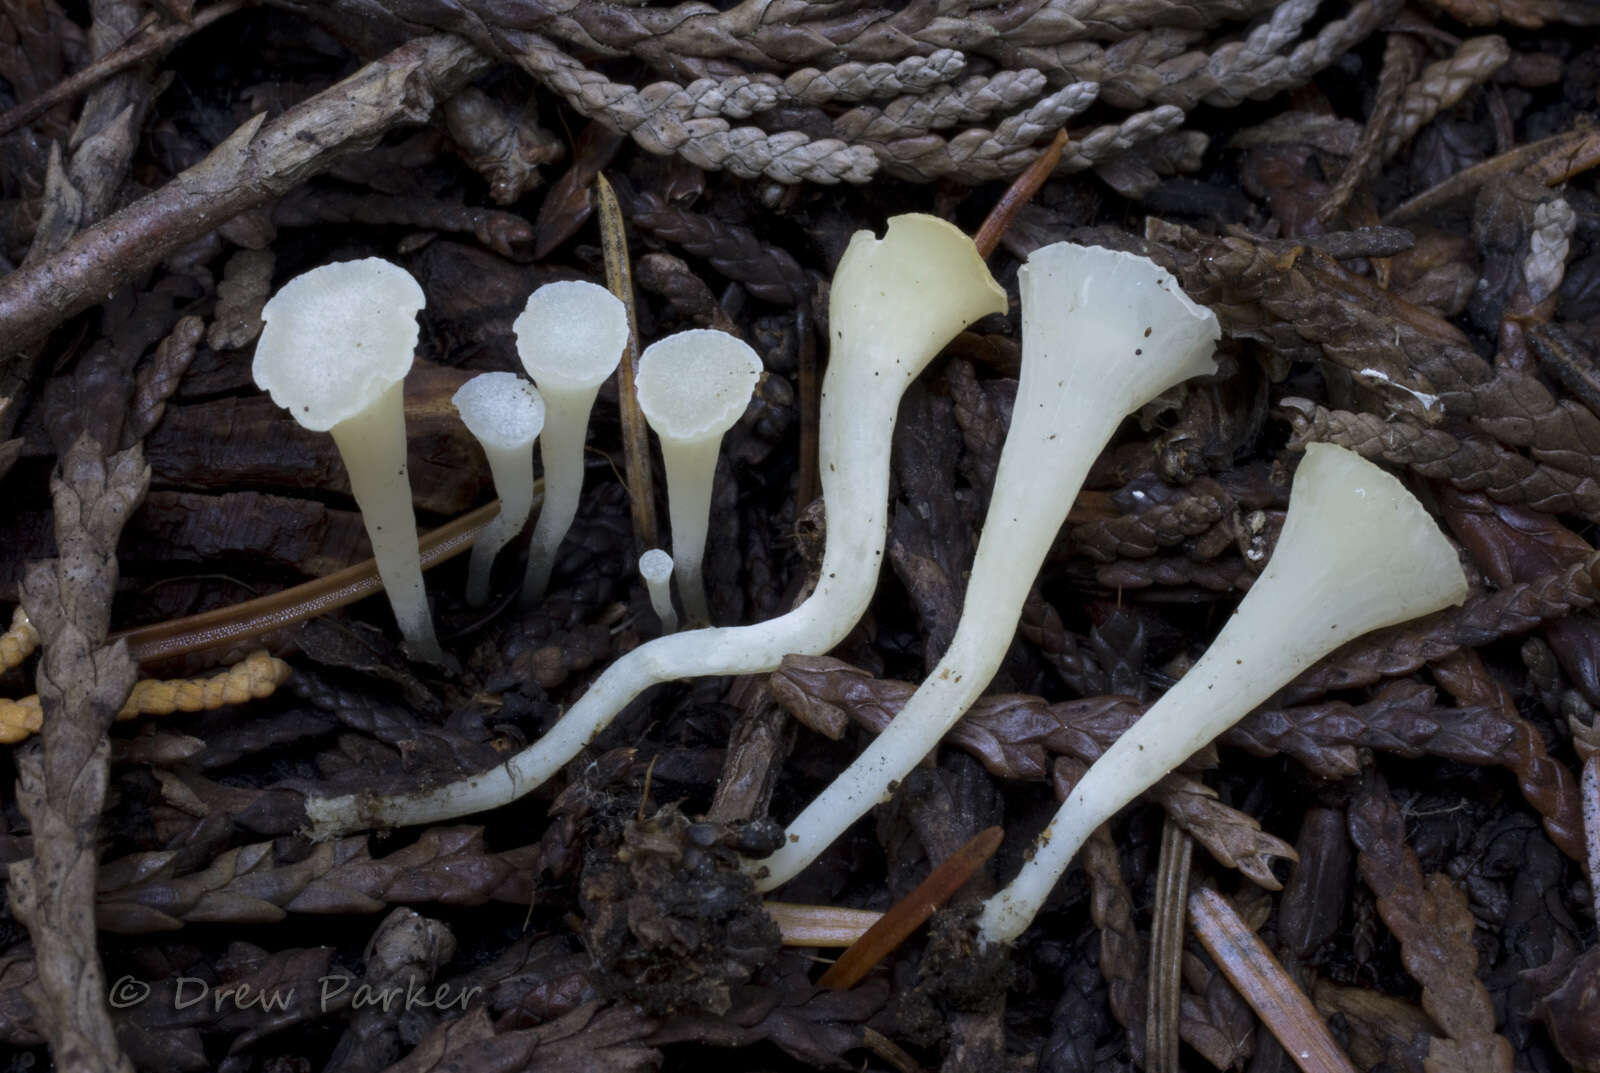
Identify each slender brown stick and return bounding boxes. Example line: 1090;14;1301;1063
1188;886;1360;1073
1146;819;1193;1073
765;901;883;947
115;497;512;663
0;0;247;138
973;130;1068;259
595;171;660;553
817;825;1003;990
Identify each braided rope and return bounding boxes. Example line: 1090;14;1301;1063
781;49;968;104
1380;35;1511;158
506;29;878;184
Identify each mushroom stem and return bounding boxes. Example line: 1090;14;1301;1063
513;280;627;604
974;443;1469;947
639;549;677;633
454;371;545;607
328;382;443;662
521;381;601;602
302;214;1006;838
466;439;537;606
658;436;719;623
749;242;1219;891
634;329;761;626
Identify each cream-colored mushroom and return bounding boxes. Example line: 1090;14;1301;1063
750;241;1221;891
253;257;443;662
635;329;762;625
975;443;1469;947
452;372;545;606
514;280;627;603
303;214;1006;837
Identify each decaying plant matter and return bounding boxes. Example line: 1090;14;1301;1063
3;1;1600;1072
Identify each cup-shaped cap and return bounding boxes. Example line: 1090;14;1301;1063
452;372;546;450
513;280;628;393
253;258;425;432
639;548;674;584
827;214;1007;384
1260;443;1469;641
1019;243;1219;418
635;329;762;443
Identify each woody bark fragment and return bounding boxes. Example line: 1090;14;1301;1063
0;33;490;360
6;436;148;1073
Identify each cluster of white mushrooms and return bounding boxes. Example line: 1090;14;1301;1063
256;214;1468;952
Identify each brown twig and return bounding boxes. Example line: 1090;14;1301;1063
1188;886;1360;1073
1384;123;1600;226
595;172;660;554
0;33;491;361
0;0;247;138
764;902;882;947
816;825;1003;990
973;129;1068;258
115;497;510;664
1146;819;1193;1073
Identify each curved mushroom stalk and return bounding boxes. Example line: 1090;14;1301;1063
452;373;545;606
303;214;1006;838
515;280;627;603
253;258;443;662
750;242;1221;891
976;443;1469;947
635;329;762;625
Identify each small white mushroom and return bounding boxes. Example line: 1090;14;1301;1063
303;213;1007;837
514;280;627;603
451;372;546;607
635;329;762;625
975;443;1469;947
750;241;1221;891
638;548;678;633
253;257;443;662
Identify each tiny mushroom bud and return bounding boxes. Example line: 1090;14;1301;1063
452;372;546;607
750;241;1221;891
635;329;762;625
253;257;444;662
975;443;1469;947
638;548;678;633
514;280;627;602
303;213;1006;837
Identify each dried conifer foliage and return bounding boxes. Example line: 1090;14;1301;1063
1;1;1599;1071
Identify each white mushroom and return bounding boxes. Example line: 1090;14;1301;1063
514;280;627;602
638;548;678;633
253;257;443;662
451;372;546;606
635;329;762;625
750;241;1221;891
303;214;1007;837
975;443;1469;947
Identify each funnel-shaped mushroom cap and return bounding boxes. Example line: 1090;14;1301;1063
827;214;1007;386
1020;243;1219;418
1258;442;1469;639
636;330;762;443
253;258;425;433
452;372;546;450
513;280;627;392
